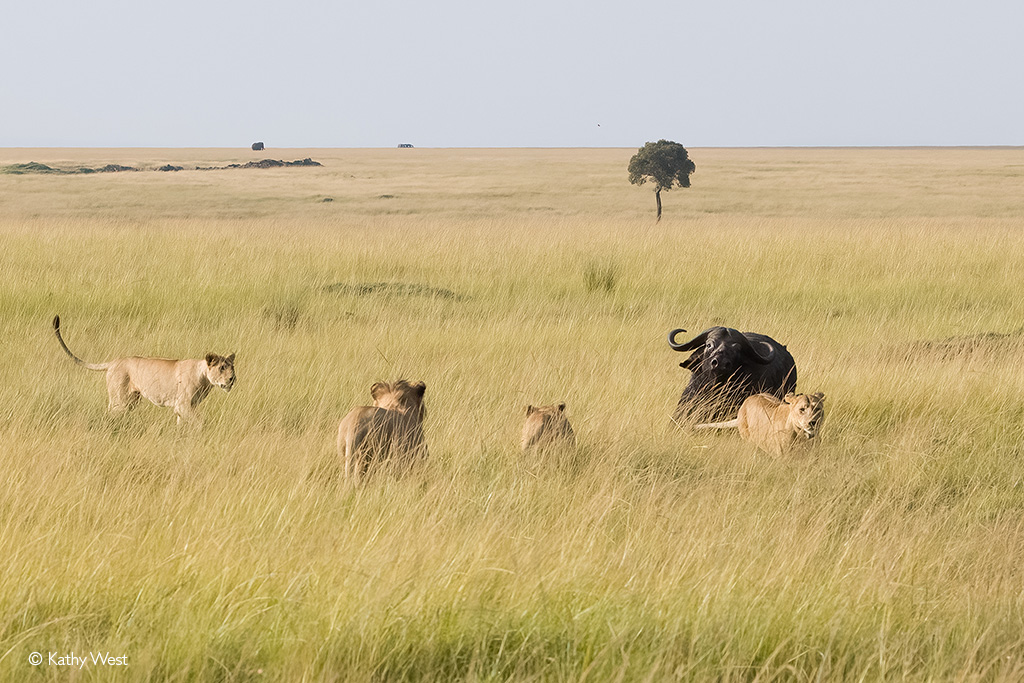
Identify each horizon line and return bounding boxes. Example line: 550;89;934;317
2;144;1022;151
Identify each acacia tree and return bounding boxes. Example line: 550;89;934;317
628;140;695;221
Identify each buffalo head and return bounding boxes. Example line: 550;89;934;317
669;326;797;425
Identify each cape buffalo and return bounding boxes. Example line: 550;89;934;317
251;141;265;151
668;326;797;425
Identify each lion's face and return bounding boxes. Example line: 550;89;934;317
205;353;236;392
785;392;825;438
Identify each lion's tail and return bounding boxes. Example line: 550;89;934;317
53;315;109;371
694;418;739;430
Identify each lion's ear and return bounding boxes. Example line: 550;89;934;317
526;405;535;416
205;353;218;365
557;403;566;412
812;392;825;401
783;392;796;404
370;382;390;401
411;381;426;397
227;353;235;363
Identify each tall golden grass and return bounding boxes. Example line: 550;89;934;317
1;147;1024;680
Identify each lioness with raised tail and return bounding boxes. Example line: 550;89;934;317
53;315;236;427
697;392;825;457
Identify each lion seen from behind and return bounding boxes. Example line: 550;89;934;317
338;380;428;484
521;402;576;452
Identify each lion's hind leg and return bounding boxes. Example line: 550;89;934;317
348;425;377;484
105;367;140;416
339;413;370;485
341;429;359;484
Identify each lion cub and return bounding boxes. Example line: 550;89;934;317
697;392;825;457
337;380;428;483
521;403;576;452
54;315;235;427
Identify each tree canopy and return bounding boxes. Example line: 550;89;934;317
628;140;695;220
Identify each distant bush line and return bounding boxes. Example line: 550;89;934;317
1;158;322;175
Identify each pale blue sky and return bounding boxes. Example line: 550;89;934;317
2;0;1021;147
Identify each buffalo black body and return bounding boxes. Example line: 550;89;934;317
669;326;797;425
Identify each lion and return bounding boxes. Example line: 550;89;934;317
53;315;236;427
521;402;576;452
696;392;825;457
337;380;428;483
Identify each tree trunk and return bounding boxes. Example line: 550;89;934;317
655;189;662;222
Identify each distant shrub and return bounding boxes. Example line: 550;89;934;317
583;261;617;293
2;162;62;174
264;299;305;330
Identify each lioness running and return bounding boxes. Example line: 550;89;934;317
696;392;825;457
521;403;576;452
337;380;428;483
53;315;236;426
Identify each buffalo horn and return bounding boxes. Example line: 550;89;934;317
668;328;711;352
738;334;776;364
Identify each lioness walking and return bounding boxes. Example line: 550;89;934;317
697;392;825;457
53;315;236;426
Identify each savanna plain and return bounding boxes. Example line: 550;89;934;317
2;147;1024;681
